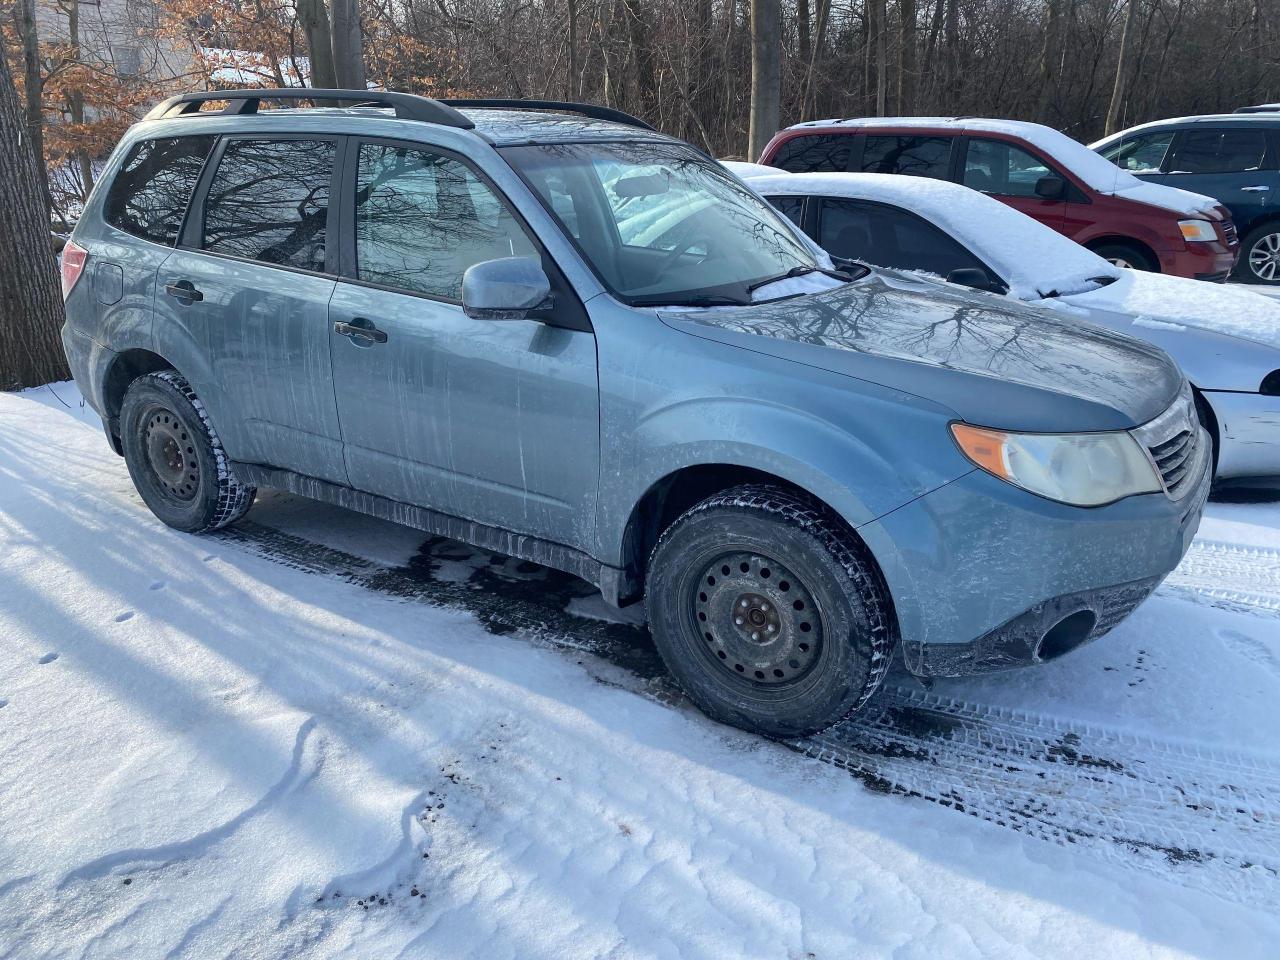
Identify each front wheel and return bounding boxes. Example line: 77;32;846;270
1237;223;1280;285
120;371;256;533
645;484;896;738
1090;242;1157;272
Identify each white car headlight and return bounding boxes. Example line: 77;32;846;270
951;423;1162;507
1178;219;1218;242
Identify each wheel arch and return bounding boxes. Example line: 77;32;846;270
1084;235;1161;272
616;463;890;611
100;348;178;454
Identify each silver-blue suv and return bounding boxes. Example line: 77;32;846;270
61;89;1212;737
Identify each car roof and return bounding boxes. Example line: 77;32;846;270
1093;113;1280;141
786;116;1064;137
132;98;680;148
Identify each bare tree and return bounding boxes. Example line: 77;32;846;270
298;0;339;89
330;0;366;90
0;49;69;390
1106;0;1142;134
748;0;780;158
898;0;917;115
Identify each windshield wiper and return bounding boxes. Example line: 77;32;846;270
633;294;752;308
746;265;818;294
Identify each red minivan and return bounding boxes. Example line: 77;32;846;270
760;118;1240;281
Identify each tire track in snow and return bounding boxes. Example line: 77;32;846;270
1164;540;1280;617
215;521;1280;908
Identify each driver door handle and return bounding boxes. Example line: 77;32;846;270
165;280;203;304
334;318;389;344
1242;185;1270;192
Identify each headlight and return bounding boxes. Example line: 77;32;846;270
950;423;1162;507
1178;219;1218;242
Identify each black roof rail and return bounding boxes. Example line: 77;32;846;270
143;88;475;128
440;99;656;132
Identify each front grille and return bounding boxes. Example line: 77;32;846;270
1223;220;1239;244
1131;384;1204;501
1149;429;1196;492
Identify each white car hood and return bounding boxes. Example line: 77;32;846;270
1050;271;1280;351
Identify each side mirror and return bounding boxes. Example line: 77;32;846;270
1034;175;1067;200
462;257;553;320
947;267;1005;294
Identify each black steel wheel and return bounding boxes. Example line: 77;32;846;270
120;371;256;533
646;484;896;738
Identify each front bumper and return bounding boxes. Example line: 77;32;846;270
1160;238;1238;281
859;431;1212;677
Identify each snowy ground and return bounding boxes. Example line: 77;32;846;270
2;384;1279;959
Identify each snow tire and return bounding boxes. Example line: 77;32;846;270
120;370;256;533
645;483;896;738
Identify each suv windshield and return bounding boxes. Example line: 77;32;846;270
502;141;821;305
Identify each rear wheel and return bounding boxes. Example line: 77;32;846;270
1237;223;1280;285
645;484;895;738
1091;242;1157;272
120;371;256;533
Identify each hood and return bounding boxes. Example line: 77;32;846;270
1109;180;1224;220
658;271;1183;432
1059;270;1280;352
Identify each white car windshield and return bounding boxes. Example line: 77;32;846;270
502;141;831;306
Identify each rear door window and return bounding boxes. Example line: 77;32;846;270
1099;130;1176;173
103;136;215;245
1168;129;1269;173
963;138;1058;197
766;195;806;229
859;136;951;178
201;138;336;271
353;142;537;300
817;197;998;283
769;135;854;173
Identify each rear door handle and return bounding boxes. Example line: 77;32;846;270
334;318;389;345
1242;185;1271;192
165;280;203;304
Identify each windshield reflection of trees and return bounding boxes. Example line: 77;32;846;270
513;141;814;297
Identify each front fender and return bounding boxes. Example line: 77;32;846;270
593;307;974;564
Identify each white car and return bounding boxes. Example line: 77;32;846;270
726;163;1280;489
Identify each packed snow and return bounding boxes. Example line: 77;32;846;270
785;117;1221;218
2;385;1279;958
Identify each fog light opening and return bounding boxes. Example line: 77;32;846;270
1036;610;1098;662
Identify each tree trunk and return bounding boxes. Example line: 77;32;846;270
566;0;580;99
874;0;888;115
1105;0;1140;135
898;0;917;114
748;0;780;158
298;0;339;89
0;49;69;390
329;0;367;90
64;0;93;198
16;0;50;219
1036;0;1065;120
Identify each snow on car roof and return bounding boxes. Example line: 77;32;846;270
744;170;1118;300
787;117;1220;218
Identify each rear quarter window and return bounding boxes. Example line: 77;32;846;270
769;135;853;173
103;136;215;245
